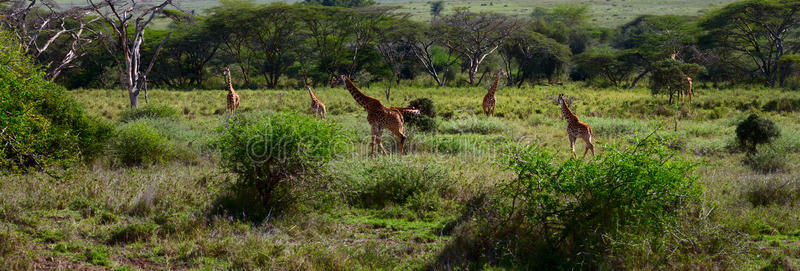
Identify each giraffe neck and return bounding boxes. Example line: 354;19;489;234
560;101;579;124
488;73;500;96
308;87;319;101
226;73;235;94
344;77;376;109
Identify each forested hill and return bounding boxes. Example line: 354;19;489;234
53;0;737;26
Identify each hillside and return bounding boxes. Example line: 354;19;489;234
55;0;738;26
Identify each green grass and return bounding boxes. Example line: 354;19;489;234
2;83;800;269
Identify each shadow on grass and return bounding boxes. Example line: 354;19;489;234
207;182;293;224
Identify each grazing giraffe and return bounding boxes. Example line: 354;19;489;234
223;67;240;115
482;69;506;117
670;53;693;103
335;74;420;156
306;85;327;118
558;94;594;158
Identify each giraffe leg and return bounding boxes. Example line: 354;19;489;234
582;135;594;158
370;126;381;157
389;125;407;155
569;134;577;158
377;137;388;155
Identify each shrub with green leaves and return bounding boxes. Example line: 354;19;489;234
461;134;700;268
216;112;348;203
404;98;438;132
0;30;112;173
120;104;179;122
409;98;435;117
736;113;780;154
110;121;173;166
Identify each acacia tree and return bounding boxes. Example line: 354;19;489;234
298;6;354;83
373;14;414;88
205;1;258;86
572;50;634;87
616;15;698;88
701;0;800;87
435;9;518;85
89;0;176;108
501;28;571;86
403;22;458;86
1;0;103;79
249;3;301;88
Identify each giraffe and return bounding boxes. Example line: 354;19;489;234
482;69;506;117
223;67;240;115
306;85;327;118
557;94;594;158
670;53;693;104
335;74;419;156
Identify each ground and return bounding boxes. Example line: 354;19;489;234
2;83;800;269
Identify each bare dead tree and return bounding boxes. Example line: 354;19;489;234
435;9;518;85
88;0;176;108
404;23;458;87
1;0;103;79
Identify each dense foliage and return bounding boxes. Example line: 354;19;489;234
110;120;173;167
449;134;700;268
216;112;349;203
0;30;112;173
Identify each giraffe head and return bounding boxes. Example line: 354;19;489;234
223;66;230;77
497;69;507;77
557;93;565;106
331;74;348;88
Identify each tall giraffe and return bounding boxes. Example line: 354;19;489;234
670;53;693;103
558;94;594;158
223;67;240;115
335;75;419;156
482;69;506;117
306;85;327;118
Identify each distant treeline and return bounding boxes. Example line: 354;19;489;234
5;0;800;90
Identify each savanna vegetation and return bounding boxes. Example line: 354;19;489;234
3;0;800;270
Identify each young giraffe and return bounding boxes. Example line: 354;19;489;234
482;69;506;117
670;53;693;103
223;67;240;115
557;94;594;158
306;85;327;118
335;74;419;156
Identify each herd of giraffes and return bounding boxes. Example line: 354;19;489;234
220;67;599;158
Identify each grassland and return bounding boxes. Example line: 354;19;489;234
53;0;738;27
2;84;800;269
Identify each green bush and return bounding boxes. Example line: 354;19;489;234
119;104;179;122
736;113;780;154
404;98;438;132
447;134;700;268
0;30;112;173
216;111;348;203
406;115;439;132
110;121;173;166
409;98;435;117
